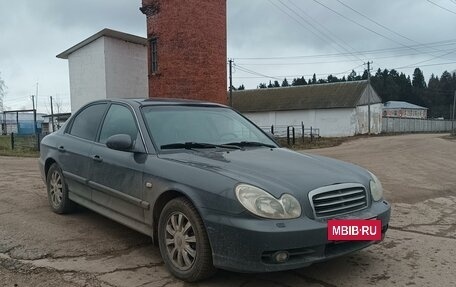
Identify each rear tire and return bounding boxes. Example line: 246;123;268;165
158;197;216;282
46;163;75;214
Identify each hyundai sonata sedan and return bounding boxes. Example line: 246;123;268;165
39;98;390;282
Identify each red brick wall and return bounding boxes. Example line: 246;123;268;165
142;0;227;104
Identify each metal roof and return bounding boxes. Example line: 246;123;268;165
56;28;147;59
232;81;380;113
384;101;428;110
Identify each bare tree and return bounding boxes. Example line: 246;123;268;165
53;97;67;114
0;73;6;112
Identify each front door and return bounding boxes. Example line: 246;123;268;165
88;103;146;223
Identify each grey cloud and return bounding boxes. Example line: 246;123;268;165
1;0;456;110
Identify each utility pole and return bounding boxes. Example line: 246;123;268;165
31;95;35;110
452;91;456;135
229;59;233;107
35;82;39;113
366;61;373;135
50;96;54;132
31;95;36;134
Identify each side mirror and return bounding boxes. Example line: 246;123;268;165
106;134;133;151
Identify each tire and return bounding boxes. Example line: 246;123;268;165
46;163;75;214
158;197;216;282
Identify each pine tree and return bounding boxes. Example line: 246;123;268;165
412;68;426;89
282;78;289;87
327;75;339;83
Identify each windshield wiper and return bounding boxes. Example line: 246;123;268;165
161;142;241;150
224;141;277;148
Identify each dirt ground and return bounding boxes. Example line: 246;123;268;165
0;133;455;287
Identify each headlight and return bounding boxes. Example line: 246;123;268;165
368;171;383;201
235;184;301;219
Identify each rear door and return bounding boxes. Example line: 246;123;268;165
88;103;147;223
58;103;108;200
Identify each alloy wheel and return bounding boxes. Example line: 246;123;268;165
49;171;63;208
165;212;197;271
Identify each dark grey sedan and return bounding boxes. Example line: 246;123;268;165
39;98;390;282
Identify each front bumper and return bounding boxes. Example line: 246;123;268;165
202;200;391;273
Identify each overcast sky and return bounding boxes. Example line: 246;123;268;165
1;0;456;112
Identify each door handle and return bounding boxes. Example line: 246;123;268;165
92;155;103;163
58;146;66;152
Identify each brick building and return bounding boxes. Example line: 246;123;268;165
141;0;227;104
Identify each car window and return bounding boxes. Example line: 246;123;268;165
142;106;276;148
99;104;139;144
69;103;107;141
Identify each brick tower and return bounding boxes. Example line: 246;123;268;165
140;0;227;104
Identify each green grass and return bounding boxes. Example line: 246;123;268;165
0;135;39;157
279;134;391;150
278;136;350;150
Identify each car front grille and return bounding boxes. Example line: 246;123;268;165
309;183;368;218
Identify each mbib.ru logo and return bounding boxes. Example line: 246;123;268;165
327;219;382;241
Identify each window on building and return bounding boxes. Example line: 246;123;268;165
150;38;158;73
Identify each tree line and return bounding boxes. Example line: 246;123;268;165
233;68;456;119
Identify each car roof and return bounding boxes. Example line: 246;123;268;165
114;98;228;108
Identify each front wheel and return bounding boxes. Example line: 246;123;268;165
46;163;75;214
158;197;216;282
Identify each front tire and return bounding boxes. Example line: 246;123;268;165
46;163;74;214
158;197;216;282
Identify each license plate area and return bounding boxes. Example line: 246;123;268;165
327;219;382;241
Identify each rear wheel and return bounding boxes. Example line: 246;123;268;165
158;197;216;282
46;163;74;214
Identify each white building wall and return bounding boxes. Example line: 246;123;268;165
104;37;148;100
244;108;357;137
68;37;107;112
67;36;148;112
244;105;383;137
355;103;383;134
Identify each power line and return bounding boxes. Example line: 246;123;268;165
426;0;456;15
283;0;365;62
335;0;419;45
267;0;363;62
233;59;456;80
394;48;456;69
394;60;456;70
233;63;365;80
232;39;456;60
311;0;453;59
234;64;283;80
235;47;456;65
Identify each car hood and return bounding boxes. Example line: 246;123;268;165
158;148;371;198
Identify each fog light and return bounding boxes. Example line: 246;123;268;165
273;251;289;263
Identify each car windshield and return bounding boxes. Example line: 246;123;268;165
142;105;277;150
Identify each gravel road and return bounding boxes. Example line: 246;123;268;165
0;133;455;287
